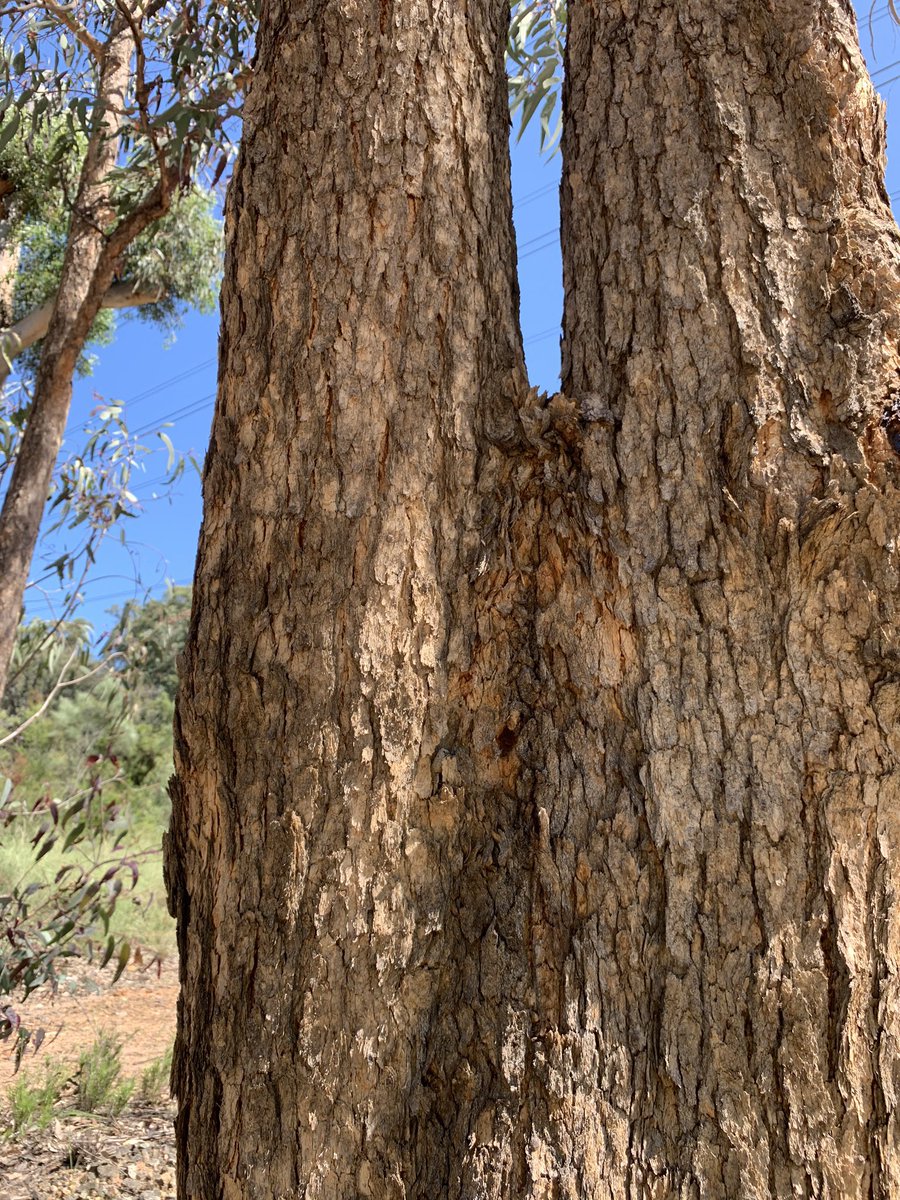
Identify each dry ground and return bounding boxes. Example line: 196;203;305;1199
0;957;178;1200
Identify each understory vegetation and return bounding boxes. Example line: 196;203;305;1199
0;586;190;1022
2;1033;173;1137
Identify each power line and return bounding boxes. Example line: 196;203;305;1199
122;356;216;410
27;587;171;611
132;392;216;439
53;317;567;466
515;182;557;208
871;57;900;78
516;174;900;261
62;356;217;445
524;327;560;346
519;231;559;260
519;225;559;250
132;470;188;495
73;157;900;455
129;328;562;452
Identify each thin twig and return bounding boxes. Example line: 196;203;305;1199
0;651;110;746
6;1;106;60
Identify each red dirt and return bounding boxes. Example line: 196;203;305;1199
2;957;178;1087
0;957;179;1200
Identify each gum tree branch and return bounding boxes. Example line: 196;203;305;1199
0;280;166;385
0;648;110;747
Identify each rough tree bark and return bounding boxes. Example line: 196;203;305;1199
167;0;528;1194
554;0;900;1191
170;0;900;1196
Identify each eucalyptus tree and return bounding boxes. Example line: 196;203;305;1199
0;119;220;380
168;0;900;1195
0;0;256;701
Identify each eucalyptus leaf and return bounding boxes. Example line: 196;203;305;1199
508;0;567;152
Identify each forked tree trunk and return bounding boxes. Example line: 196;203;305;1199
170;0;900;1196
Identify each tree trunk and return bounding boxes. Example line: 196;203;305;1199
167;0;529;1194
0;22;169;701
556;0;900;1192
170;0;900;1196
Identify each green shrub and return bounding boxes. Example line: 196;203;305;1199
4;1060;68;1135
0;771;143;1063
74;1034;134;1116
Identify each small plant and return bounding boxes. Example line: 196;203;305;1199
74;1034;134;1116
0;763;145;1066
138;1044;173;1105
4;1059;68;1135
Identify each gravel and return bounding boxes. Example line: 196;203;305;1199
0;1105;176;1200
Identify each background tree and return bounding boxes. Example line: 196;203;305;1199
1;585;190;1055
0;0;256;702
111;582;191;704
3;584;191;795
0;117;220;381
0;115;220;381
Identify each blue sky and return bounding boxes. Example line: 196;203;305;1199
21;6;900;638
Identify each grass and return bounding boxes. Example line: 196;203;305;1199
139;1043;173;1104
4;1060;69;1136
74;1034;133;1116
1;1033;170;1137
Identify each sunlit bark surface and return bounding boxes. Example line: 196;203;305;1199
557;0;900;1192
